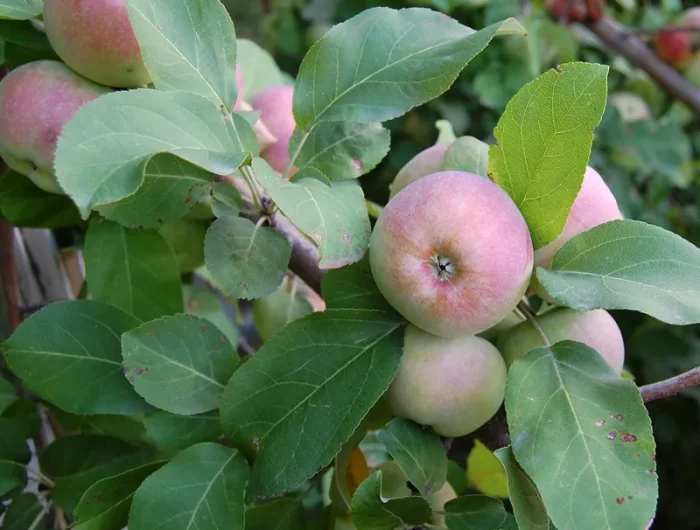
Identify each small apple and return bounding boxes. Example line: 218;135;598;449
388;142;452;198
498;308;625;374
43;0;151;88
682;7;700;46
0;61;110;194
371;170;533;337
251;85;296;175
531;166;622;300
389;325;507;438
654;25;693;68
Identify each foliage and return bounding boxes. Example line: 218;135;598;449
0;0;699;529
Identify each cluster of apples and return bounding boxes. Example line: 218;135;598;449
0;0;296;195
369;141;625;438
655;7;700;87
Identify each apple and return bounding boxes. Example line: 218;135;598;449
531;166;622;299
371;170;533;337
428;481;458;526
0;61;110;194
498;308;625;374
251;85;296;175
654;25;693;68
43;0;151;88
388;142;452;198
389;325;507;438
478;311;525;343
683;7;700;46
608;92;651;122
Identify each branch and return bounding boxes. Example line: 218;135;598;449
639;366;700;402
216;174;325;293
586;16;700;117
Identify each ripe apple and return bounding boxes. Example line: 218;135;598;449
531;166;622;299
251;85;296;174
654;25;693;68
0;61;110;194
388;142;452;198
389;325;507;438
43;0;151;88
371;170;533;337
497;308;625;374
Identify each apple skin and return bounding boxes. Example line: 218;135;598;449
0;61;110;194
388;142;452;198
478;311;525;343
43;0;151;88
683;7;700;46
389;325;507;438
371;170;533;337
251;85;296;174
531;166;622;300
497;308;625;374
654;26;693;68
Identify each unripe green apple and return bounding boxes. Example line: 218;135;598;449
0;61;110;194
43;0;151;88
478;311;525;343
371;171;533;337
388;142;452;198
531;166;622;300
497;308;625;374
251;85;296;174
608;92;651;122
389;325;507;438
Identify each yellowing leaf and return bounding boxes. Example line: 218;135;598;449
466;439;509;499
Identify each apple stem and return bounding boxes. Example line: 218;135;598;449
516;301;550;347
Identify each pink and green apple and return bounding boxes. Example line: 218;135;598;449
371;170;533;337
498;308;625;374
388;141;452;198
251;85;296;175
43;0;151;88
389;325;507;437
0;61;110;194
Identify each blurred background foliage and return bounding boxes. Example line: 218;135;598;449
222;0;700;528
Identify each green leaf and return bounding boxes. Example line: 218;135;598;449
143;411;222;451
489;62;609;249
97;155;214;229
211;181;242;218
84;216;183;322
536;219;700;325
0;19;51;49
0;0;42;20
495;446;551;530
0;377;16;415
0;171;81;228
351;470;432;530
184;284;239;346
122;314;239;415
237;38;285;100
322;255;394;311
447;460;468;495
3;301;151;415
69;415;150;446
252;157;370;268
55;89;249;217
160;218;207;273
0;418;30;498
252;284;314;342
125;0;238;110
129;443;249;530
245;499;305;530
293;8;525;129
220;308;405;499
444;495;512;529
377;418;447;497
442;136;490;177
466;440;509;499
291;121;391;180
2;493;47;530
74;462;164;530
2;397;40;438
204;215;291;299
505;341;657;530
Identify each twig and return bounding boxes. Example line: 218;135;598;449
517;301;550;346
586;16;700;116
28;500;53;530
240;165;264;212
640;366;700;402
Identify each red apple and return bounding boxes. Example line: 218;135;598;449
370;170;533;337
655;26;693;68
251;85;296;175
